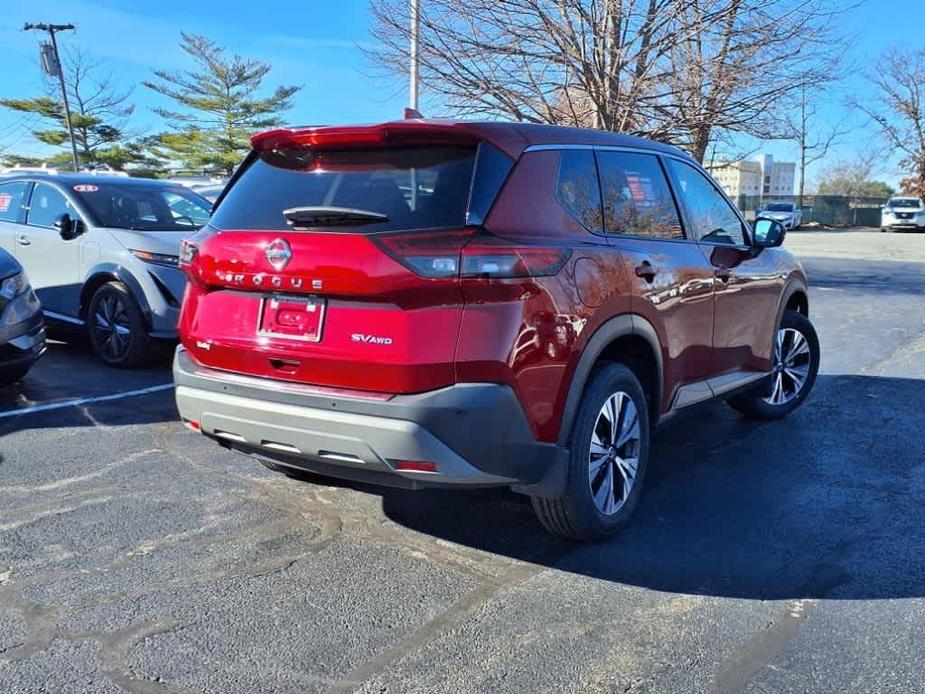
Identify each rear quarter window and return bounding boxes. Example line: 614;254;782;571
0;181;31;223
211;146;477;232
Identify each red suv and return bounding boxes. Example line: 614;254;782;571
174;121;819;540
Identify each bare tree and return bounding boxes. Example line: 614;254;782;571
814;151;893;198
0;47;136;168
788;86;851;205
855;49;925;198
368;0;851;161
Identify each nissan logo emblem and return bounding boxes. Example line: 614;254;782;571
265;238;292;271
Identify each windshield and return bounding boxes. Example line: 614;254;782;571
765;203;794;212
887;198;923;208
210;146;476;232
73;182;212;231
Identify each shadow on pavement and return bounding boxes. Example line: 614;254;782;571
801;257;925;296
0;340;177;438
357;374;925;601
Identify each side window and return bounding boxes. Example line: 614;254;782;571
665;159;747;245
0;181;30;223
27;183;76;229
556;149;604;232
597;152;684;239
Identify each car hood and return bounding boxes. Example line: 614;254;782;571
104;228;192;255
762;211;794;219
0;247;21;278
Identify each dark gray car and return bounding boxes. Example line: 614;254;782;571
0;173;211;366
0;247;45;385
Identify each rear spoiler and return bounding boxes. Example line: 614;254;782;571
250;122;481;153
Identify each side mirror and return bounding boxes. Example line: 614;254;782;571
53;212;81;240
753;217;786;248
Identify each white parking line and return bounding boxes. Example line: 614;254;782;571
0;383;174;420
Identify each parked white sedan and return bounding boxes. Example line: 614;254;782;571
758;202;802;230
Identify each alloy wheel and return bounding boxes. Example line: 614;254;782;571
588;391;641;516
93;295;133;360
763;327;811;406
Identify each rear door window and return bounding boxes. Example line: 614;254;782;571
0;181;30;223
597;152;684;239
211;146;477;232
556;149;604;233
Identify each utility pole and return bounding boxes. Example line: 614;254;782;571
409;0;420;111
23;22;79;171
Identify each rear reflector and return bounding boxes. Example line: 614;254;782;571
184;419;201;432
393;460;439;473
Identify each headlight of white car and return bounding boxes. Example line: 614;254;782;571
0;271;30;301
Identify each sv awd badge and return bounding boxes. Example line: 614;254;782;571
351;333;393;345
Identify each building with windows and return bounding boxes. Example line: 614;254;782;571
708;154;796;200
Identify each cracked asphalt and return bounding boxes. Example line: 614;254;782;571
2;229;925;693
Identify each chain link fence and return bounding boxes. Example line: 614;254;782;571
733;194;888;227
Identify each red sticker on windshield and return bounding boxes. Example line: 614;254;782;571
0;193;10;212
73;184;98;192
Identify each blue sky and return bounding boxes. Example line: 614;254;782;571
1;0;922;188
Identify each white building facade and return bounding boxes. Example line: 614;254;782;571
708;154;796;200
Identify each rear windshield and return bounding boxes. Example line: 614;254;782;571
74;182;212;231
210;146;476;232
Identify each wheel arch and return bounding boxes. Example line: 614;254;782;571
778;278;809;324
81;263;154;327
557;314;663;447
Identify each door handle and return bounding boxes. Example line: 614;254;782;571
16;235;31;246
716;267;731;283
634;261;657;282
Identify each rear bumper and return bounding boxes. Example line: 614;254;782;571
173;348;567;495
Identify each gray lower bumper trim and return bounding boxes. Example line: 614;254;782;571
173;347;567;493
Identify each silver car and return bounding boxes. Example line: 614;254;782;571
0;173;211;366
881;196;925;231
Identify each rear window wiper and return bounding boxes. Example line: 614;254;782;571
283;206;388;228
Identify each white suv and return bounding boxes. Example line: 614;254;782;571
758;202;802;230
881;196;925;231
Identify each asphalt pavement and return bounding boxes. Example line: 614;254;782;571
1;229;924;693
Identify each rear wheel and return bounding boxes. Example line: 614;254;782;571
728;310;819;419
531;363;650;540
87;281;152;368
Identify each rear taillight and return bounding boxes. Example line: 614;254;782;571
374;229;475;279
374;229;570;280
461;236;570;278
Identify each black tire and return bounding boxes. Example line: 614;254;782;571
728;310;819;419
0;364;31;387
531;363;650;541
87;281;152;368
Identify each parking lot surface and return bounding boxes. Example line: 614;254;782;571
2;229;925;693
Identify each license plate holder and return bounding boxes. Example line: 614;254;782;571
257;295;325;342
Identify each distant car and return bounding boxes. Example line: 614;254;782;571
758;202;802;230
0;248;45;385
881;196;925;231
0;173;212;367
190;184;225;204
